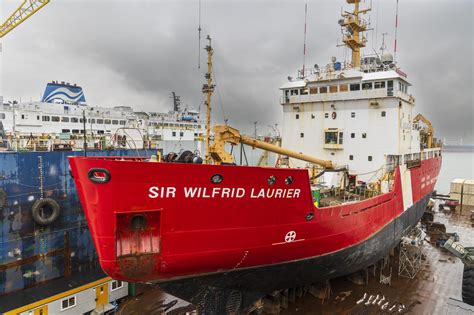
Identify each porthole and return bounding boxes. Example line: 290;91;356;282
211;174;223;184
268;175;276;186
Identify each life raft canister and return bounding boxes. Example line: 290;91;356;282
31;198;61;225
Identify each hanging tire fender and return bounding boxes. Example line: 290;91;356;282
0;188;6;210
31;198;60;225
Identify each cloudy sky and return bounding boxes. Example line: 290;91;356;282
1;0;473;143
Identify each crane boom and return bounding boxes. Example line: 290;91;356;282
210;124;334;169
0;0;50;38
413;113;434;148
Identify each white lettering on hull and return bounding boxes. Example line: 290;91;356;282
148;186;302;199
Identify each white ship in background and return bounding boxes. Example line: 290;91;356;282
0;81;205;153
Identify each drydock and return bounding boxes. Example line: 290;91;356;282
1;0;473;315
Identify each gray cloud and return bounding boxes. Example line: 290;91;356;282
1;0;472;143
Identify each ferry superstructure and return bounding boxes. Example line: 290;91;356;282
0;81;205;153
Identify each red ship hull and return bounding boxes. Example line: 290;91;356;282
69;155;441;307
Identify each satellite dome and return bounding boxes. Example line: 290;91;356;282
381;53;394;64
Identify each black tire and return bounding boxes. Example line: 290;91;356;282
0;188;6;210
31;198;60;225
462;265;474;306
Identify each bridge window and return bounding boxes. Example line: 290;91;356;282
97;119;104;124
374;81;386;89
329;85;338;93
112;120;119;125
309;87;318;94
290;89;299;96
300;88;308;95
62;129;70;133
319;86;328;93
350;83;360;91
42;116;50;122
120;120;126;125
362;82;373;90
52;116;60;122
339;84;348;92
61;117;69;122
71;117;79;123
105;119;111;124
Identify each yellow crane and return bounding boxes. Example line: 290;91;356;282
209;124;334;169
0;0;50;38
413;113;434;148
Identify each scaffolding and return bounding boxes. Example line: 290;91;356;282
398;226;425;279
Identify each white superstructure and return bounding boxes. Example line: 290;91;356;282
0;82;205;153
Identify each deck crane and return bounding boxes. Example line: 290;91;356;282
0;0;50;38
413;113;434;149
209;124;334;169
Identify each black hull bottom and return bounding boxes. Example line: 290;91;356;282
159;193;431;312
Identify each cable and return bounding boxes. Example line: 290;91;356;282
210;63;228;124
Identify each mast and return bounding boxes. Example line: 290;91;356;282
202;35;215;164
340;0;371;69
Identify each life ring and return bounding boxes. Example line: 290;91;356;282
88;168;111;184
0;188;6;210
332;112;337;119
31;198;60;225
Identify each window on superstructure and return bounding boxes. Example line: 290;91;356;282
80;118;85;123
300;133;304;138
325;131;338;144
172;131;176;137
71;118;79;123
61;117;69;122
319;86;328;93
0;113;5;119
42;116;50;122
362;133;367;138
295;114;299;119
368;156;373;161
112;120;118;125
309;87;318;94
91;119;96;123
351;133;355;138
120;120;126;125
339;84;348;92
338;132;343;144
329;85;338;93
98;130;104;134
21;114;25;119
381;111;386;117
374;81;386;89
300;88;308;95
60;295;76;311
290;89;299;96
72;130;79;134
180;132;184;137
311;114;315;119
52;116;60;122
325;113;329;118
111;280;123;291
105;119;111;124
97;119;104;124
62;129;70;133
362;82;373;90
349;84;360;91
349;155;354;160
37;115;40;120
351;112;355;118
